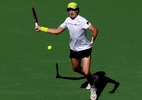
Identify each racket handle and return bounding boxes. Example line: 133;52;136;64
35;23;38;30
35;22;38;27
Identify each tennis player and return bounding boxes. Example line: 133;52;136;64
35;2;98;100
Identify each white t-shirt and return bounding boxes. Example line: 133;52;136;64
60;15;91;51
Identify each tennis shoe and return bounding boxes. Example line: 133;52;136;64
86;83;91;90
90;88;97;100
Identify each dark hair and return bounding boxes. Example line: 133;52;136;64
76;8;80;13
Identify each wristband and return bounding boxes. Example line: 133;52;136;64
40;26;48;32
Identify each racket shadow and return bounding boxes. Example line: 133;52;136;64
56;75;85;80
55;63;85;80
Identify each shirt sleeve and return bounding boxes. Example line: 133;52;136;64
81;18;91;29
60;18;67;29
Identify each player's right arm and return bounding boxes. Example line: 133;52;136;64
35;26;65;35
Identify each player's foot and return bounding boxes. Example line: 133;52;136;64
90;88;97;100
86;83;91;89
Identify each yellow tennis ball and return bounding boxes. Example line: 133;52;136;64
47;45;52;50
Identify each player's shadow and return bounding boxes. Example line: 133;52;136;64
80;71;120;100
56;71;120;100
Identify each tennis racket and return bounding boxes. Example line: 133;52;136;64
32;7;38;27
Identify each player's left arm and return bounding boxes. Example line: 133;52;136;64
88;24;98;45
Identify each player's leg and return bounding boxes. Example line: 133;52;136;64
82;56;94;86
71;56;97;100
71;58;84;75
82;56;97;100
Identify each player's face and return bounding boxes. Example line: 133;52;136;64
67;9;78;19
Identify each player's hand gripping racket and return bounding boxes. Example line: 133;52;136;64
32;7;38;29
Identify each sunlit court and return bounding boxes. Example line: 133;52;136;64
0;0;141;100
